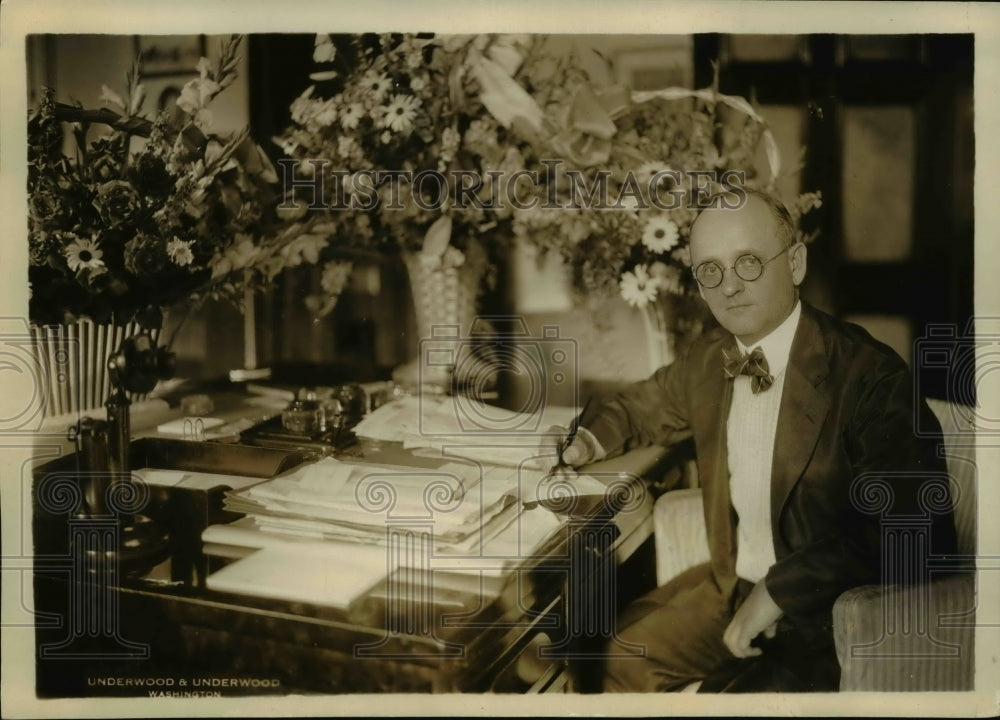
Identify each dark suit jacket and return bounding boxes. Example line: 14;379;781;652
582;302;958;640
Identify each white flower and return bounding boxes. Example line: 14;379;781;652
337;135;358;159
380;130;393;145
672;246;692;268
177;76;221;116
340;103;363;130
361;70;392;103
442;246;466;268
441;126;461;154
211;235;258;279
619;264;658;309
65;236;105;272
313;101;337;127
649;261;682;295
382;94;421;133
99;84;126;111
272;135;298;156
320;260;353;295
641;216;680;253
406;49;424;70
313;34;337;63
166;237;194;267
281;232;329;267
635;161;674;188
290;86;317;124
463;119;494;150
410;75;427;92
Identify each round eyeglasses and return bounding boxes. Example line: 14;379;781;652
692;245;792;289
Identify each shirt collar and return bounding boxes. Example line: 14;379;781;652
735;300;801;378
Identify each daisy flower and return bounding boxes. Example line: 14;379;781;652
340;103;363;130
409;75;427;92
619;264;658;309
360;70;392;103
312;101;337;127
383;94;421;133
166;237;194;267
641;216;680;253
635;161;675;188
64;236;104;272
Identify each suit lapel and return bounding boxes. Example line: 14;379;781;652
690;334;739;591
770;306;831;553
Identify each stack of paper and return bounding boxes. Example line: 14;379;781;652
216;456;568;554
205;542;396;609
352;395;579;469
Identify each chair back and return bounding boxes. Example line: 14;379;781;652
925;398;977;556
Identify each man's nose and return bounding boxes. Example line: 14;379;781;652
718;267;745;296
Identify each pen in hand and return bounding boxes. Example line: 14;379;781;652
547;396;592;479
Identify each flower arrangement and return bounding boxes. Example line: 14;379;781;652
272;33;552;315
507;63;823;321
274;34;821;339
27;35;285;328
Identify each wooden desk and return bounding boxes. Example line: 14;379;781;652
31;433;692;696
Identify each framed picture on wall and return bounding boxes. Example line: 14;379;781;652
134;34;206;76
613;43;694;90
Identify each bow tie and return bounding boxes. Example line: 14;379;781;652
723;346;774;394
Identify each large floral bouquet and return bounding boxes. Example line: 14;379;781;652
509;63;822;323
272;33;553;315
27;35;286;328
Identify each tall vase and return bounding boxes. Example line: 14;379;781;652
640;296;675;376
397;242;488;392
30;319;161;420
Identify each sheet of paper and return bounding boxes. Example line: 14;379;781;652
133;467;266;492
205;544;395;609
353;396;579;469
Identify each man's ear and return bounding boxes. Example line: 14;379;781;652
789;242;807;286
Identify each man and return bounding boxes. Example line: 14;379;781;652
554;189;957;692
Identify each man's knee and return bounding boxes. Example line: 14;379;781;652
602;625;651;692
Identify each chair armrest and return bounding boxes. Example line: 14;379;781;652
653;488;710;586
832;572;975;691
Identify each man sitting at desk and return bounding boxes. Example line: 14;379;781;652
553;189;958;692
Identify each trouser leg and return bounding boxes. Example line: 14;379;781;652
603;563;749;692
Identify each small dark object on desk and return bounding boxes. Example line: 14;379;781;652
240;414;357;453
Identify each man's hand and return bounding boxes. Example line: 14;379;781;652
723;580;783;658
540;424;593;471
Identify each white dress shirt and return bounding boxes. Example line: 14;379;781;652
727;301;802;583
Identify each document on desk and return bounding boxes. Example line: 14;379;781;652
208;455;591;567
352;395;579;469
221;457;525;544
206;542;395;609
133;467;267;492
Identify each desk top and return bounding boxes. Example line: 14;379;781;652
31;391;688;693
